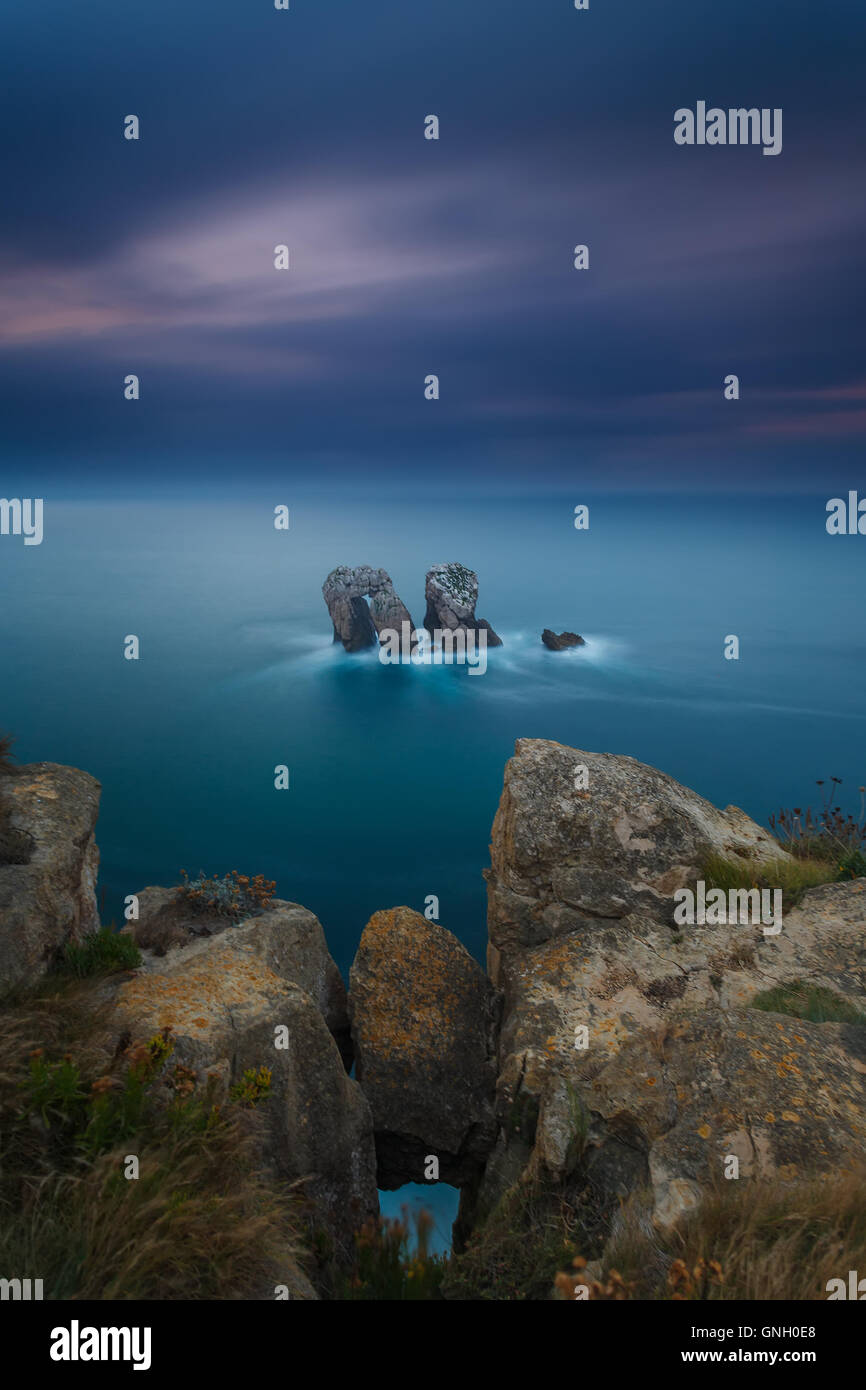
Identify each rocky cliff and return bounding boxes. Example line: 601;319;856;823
0;761;100;993
476;739;866;1242
3;743;864;1297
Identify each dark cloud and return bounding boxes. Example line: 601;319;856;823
1;0;864;490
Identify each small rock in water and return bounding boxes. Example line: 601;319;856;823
541;628;585;650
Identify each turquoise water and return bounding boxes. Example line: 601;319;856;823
3;490;864;1249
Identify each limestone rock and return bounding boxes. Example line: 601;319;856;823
349;906;499;1187
0;762;100;994
561;1005;866;1232
541;629;585;650
323;566;413;652
476;737;866;1254
486;738;790;980
114;928;377;1259
124;891;352;1067
423;564;502;647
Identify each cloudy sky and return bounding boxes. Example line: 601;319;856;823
1;0;863;494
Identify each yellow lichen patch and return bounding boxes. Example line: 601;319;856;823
781;1111;800;1123
697;1123;711;1139
116;941;288;1041
764;1112;776;1123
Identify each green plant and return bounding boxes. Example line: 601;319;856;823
442;1175;591;1301
837;849;866;881
0;731;19;775
230;1065;272;1107
750;979;866;1026
564;1080;590;1167
698;851;839;912
1;997;308;1300
56;927;141;978
21;1050;89;1129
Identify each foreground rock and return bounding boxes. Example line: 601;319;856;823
541;629;585;650
349;907;499;1188
556;1003;866;1233
322;566;413;652
115;923;377;1259
486;738;788;977
424;564;502;648
476;737;866;1241
0;762;100;994
123;888;352;1066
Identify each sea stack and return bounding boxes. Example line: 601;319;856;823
323;566;414;652
424;564;502;647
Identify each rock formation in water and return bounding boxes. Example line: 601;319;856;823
541;628;585;650
322;566;413;652
423;563;502;647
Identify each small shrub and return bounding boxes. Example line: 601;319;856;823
0;732;31;866
442;1175;590;1301
770;778;866;862
837;849;866;881
56;927;141;978
177;870;276;923
340;1208;446;1300
0;731;19;775
750;979;866;1026
230;1065;272;1108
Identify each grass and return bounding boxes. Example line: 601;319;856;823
55;926;142;978
698;851;841;912
750;979;866;1026
441;1173;605;1301
0;975;309;1299
563;1169;866;1300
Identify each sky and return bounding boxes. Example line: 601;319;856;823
1;0;864;496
